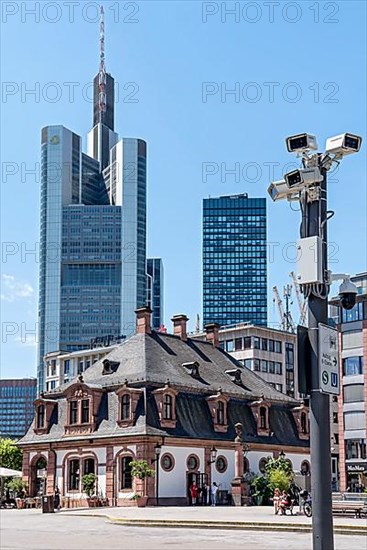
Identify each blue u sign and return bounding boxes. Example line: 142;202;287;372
331;373;338;387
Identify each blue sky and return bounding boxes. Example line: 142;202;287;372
1;1;366;378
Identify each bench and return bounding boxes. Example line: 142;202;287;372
332;501;367;518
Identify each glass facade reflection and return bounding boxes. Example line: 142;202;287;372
203;194;267;327
147;258;164;329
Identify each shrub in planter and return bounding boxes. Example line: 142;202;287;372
129;460;155;506
82;473;97;500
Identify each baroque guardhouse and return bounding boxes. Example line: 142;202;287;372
19;308;310;506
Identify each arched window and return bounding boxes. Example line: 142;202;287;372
259;457;268;474
121;394;131;421
217;401;225;425
120;456;133;490
163;394;173;420
259;406;267;429
301;460;310;475
68;459;80;491
301;412;308;434
36;404;45;429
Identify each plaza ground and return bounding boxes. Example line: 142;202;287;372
1;508;366;550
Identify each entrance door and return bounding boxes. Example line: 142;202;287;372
187;472;209;505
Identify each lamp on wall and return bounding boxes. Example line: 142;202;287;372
208;446;218;465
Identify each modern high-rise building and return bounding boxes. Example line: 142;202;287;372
37;10;147;392
0;379;37;439
203;194;267;327
147;258;164;329
330;272;367;492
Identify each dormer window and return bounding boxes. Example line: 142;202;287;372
207;390;229;433
291;403;310;440
217;401;225;425
63;382;104;435
163;394;173;420
33;398;56;435
152;382;178;429
116;384;143;428
121;394;131;421
36;404;45;429
301;412;307;434
250;397;270;436
259;406;267;429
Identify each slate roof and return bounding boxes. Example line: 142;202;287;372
19;331;307;448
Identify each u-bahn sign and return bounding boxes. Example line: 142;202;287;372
318;323;340;395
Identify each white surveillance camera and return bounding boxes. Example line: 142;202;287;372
286;133;318;154
339;277;358;311
284;167;323;190
325;133;362;157
267;180;300;202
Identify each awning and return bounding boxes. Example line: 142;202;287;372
0;467;22;477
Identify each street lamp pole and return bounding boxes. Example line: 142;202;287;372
151;443;162;506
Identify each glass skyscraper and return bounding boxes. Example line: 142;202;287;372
147;258;164;330
38;59;147;392
203;193;267;327
0;379;37;439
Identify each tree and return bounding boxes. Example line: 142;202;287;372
267;468;292;493
7;478;28;498
265;456;293;476
129;459;155;497
0;438;22;471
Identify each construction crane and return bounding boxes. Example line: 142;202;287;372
289;271;308;326
273;285;296;333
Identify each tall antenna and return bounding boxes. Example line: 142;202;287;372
98;5;106;119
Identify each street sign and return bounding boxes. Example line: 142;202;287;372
318;323;340;395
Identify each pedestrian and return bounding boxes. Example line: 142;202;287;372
190;482;198;505
211;482;218;506
54;486;61;511
273;487;281;514
202;483;208;506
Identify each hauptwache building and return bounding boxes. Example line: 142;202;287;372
19;308;310;506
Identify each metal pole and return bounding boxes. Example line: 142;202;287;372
303;162;334;549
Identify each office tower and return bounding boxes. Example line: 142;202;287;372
37;9;147;392
203;193;267;327
0;379;37;439
329;272;367;492
147;258;164;329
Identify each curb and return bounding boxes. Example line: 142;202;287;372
65;513;367;536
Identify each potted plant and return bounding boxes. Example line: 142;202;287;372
81;473;98;507
129;459;155;507
7;478;28;509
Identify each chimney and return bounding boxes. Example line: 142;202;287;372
135;306;152;335
204;323;220;347
171;314;189;341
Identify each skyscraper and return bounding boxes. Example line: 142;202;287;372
37;9;147;392
203;193;267;327
0;379;37;439
147;258;164;329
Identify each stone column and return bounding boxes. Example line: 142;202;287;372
46;450;56;495
136;441;156;502
22;450;30;490
231;444;245;506
105;445;114;505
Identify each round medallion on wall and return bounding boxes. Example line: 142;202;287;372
215;455;228;473
186;454;200;471
160;453;175;472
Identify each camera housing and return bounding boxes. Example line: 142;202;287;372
267;180;299;202
339;278;358;310
286;133;318;154
325;133;362;157
285;167;323;190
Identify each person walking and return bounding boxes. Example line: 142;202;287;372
190;482;198;505
54;487;61;511
211;482;218;506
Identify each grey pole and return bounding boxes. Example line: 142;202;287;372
302;160;334;549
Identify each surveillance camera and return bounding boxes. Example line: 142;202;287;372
339;277;358;310
267;180;299;202
284;167;323;190
286;133;318;154
325;133;362;157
